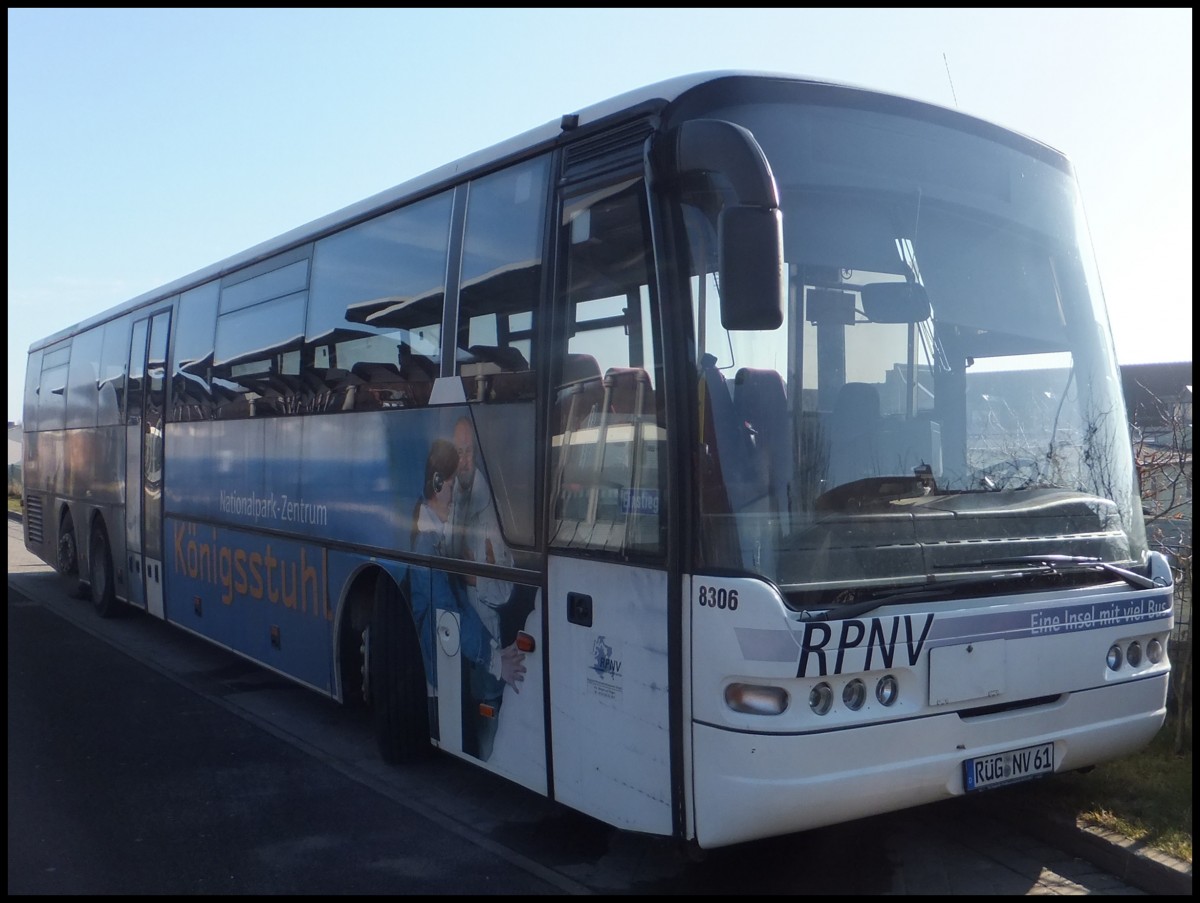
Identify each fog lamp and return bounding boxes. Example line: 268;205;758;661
809;682;834;716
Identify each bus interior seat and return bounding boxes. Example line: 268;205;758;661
468;344;529;372
350;361;402;382
734;367;792;516
399;343;438;383
699;353;756;511
349;361;411;409
302;368;336;412
325;367;364;411
828;382;882;486
479;369;536;403
602;367;654;420
556;353;603;432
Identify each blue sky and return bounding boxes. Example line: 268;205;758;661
7;8;1193;424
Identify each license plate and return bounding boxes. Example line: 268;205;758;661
963;742;1055;791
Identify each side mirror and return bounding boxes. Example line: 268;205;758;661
719;206;784;330
661;119;786;331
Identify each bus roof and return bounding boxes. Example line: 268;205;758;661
29;70;1053;352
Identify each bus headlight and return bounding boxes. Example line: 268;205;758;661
1147;638;1164;664
876;674;899;706
1106;644;1123;671
809;682;834;716
1126;641;1142;667
725;682;789;715
842;678;866;711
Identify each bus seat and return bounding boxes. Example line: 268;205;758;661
734;367;792;516
564;352;600;384
556;353;603;432
301;369;336;412
468;344;529;372
828;382;882;486
700;353;756;511
480;369;536;403
602;367;653;420
351;361;402;382
349;361;408;409
399;343;438;383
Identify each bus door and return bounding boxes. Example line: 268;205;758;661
123;309;171;618
544;175;676;837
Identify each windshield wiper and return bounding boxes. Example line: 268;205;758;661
799;554;1165;622
954;555;1165;590
799;572;1030;621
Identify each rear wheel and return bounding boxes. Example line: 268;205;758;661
89;526;120;618
56;514;78;576
369;575;431;764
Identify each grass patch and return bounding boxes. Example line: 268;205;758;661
8;495;22;514
1019;712;1192;863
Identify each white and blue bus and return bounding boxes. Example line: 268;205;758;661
22;71;1173;850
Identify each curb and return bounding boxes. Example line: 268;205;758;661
1063;820;1192;896
977;793;1192;895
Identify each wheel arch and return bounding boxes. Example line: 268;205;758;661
332;563;383;706
55;499;80;576
332;561;416;706
83;507;112;580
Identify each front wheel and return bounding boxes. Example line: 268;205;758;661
369;575;431;764
89;526;120;618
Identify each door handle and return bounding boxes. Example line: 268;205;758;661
567;591;593;627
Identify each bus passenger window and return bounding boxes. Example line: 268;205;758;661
549;177;666;558
306;191;454;412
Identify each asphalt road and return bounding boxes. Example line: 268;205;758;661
9;515;1185;894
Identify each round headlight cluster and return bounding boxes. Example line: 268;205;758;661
806;675;900;715
1107;638;1163;672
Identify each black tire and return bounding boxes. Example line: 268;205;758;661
56;514;78;576
89;526;120;619
369;575;432;764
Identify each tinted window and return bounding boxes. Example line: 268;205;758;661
65;327;104;429
453;157;550;548
212;249;311;419
306;192;453;411
171;282;218;421
548;177;666;558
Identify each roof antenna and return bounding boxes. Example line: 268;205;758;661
942;53;959;108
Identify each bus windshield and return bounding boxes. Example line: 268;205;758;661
680;98;1148;602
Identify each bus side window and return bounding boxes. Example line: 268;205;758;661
448;156;549;549
549;176;666;558
307;191;454;413
454;156;547;403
